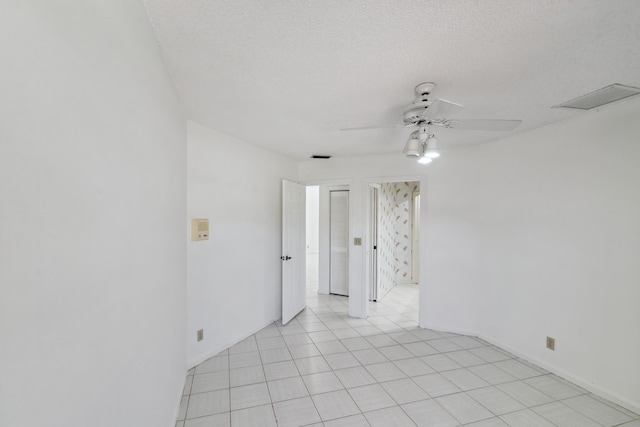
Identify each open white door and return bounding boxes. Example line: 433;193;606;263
282;180;306;325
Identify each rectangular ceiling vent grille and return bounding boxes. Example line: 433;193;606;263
311;155;332;159
553;83;640;110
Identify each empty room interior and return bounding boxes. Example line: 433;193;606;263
2;1;640;427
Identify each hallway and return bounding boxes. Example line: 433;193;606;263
176;285;639;426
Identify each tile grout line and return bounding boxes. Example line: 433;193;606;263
227;346;231;426
251;331;278;427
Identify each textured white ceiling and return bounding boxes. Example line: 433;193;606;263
142;0;640;159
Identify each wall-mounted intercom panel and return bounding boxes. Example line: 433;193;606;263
191;219;209;241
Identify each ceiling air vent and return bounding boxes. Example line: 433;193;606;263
553;83;640;110
311;155;332;159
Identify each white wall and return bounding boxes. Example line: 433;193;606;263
0;2;187;427
300;97;640;411
306;186;320;289
306;186;320;253
472;97;640;412
187;122;298;367
417;153;482;334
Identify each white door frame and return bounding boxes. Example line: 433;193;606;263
363;176;424;320
317;183;351;296
369;184;380;301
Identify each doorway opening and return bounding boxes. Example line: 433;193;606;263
305;186;320;293
305;184;350;298
368;181;420;308
329;189;349;296
304;180;420;324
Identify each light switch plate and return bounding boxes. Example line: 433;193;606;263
354;237;362;246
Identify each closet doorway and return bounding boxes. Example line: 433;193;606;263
305;184;350;298
329;190;349;296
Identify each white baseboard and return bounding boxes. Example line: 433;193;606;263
477;333;640;415
418;323;639;414
378;283;395;301
421;322;479;337
172;375;187;427
187;318;278;369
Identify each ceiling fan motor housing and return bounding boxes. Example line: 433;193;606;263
415;82;436;97
403;102;432;124
404;82;437;124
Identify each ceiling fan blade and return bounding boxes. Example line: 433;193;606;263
340;123;406;131
446;119;522;131
424;98;464;120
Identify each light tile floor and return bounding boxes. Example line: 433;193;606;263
177;284;639;426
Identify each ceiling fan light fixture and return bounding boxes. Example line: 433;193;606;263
418;125;430;142
403;133;421;158
424;135;440;158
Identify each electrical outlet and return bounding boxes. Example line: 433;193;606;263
546;336;555;350
197;329;204;342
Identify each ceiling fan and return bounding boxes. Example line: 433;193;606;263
341;82;522;164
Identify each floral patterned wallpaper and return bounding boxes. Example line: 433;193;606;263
376;181;419;300
394;181;418;283
377;183;397;300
